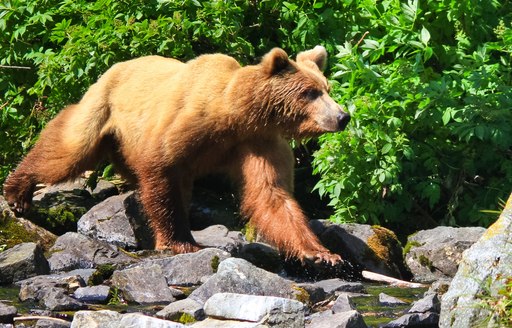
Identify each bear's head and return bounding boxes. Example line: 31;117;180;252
258;46;350;138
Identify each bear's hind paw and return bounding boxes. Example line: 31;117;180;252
303;250;343;266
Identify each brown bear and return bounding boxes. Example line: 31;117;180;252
3;46;350;265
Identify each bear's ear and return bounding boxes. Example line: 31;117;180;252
296;45;328;71
261;48;293;76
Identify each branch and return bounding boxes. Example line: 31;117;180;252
362;270;426;288
0;65;31;70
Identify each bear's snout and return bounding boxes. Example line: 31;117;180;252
337;112;351;131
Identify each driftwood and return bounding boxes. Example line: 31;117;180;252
14;316;70;324
362;270;426;288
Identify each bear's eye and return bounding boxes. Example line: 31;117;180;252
302;89;321;101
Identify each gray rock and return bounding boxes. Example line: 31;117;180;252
294;283;327;305
70;310;121;328
89;179;118;201
77;192;153;250
314;222;409;279
203;293;305;327
439;195;512;328
405;226;485;282
17;273;86;302
0;302;17;324
332;293;357;313
306;310;367;328
409;293;440;313
151;248;231;286
382;312;439;328
35;318;71;328
0;242;49;284
47;232;136;272
309;278;366;295
192;225;245;254
191;318;261;327
189;258;299;304
156;298;205;321
379;293;407;306
111;264;175;304
71;310;185;328
238;242;282;273
39;287;86;311
0;325;13;328
73;285;111;303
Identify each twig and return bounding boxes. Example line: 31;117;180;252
355;31;370;47
14;316;70;324
0;65;31;70
0;102;8;110
362;270;426;288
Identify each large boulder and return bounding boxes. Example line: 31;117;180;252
405;226;485;282
439;194;512;327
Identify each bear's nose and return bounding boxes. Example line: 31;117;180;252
337;112;351;131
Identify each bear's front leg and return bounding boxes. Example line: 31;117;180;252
137;166;200;254
236;138;342;265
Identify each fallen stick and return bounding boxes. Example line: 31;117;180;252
362;270;427;288
14;316;70;324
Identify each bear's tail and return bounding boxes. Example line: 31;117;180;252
3;86;112;213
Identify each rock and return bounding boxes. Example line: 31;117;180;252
382;312;439;328
379;293;407;306
191;225;245;254
409;293;440;313
306;310;367;328
39;287;86;311
203;293;305;327
191;318;261;327
35;318;71;328
0;242;49;284
111;264;175;304
17;273;86;302
314;221;410;279
0;302;17;324
72;285;111;303
0;197;57;251
294;283;327;305
71;310;185;328
29;180;98;234
405;226;485;282
137;248;231;286
309;278;366;295
189;258;300;304
439;194;512;328
89;179;118;201
47;232;136;272
332;293;357;313
156;298;205;322
77;192;153;250
238;242;282;273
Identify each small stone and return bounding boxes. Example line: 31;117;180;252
382;312;439;328
379;293;407;306
39;287;86;311
70;310;121;328
310;278;366;295
408;293;440;313
73;285;111;303
191;225;245;254
332;293;356;313
156;298;205;322
238;242;282;273
0;302;17;324
35;318;71;328
306;310;367;328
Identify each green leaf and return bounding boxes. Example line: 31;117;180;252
420;26;430;45
382;143;393;154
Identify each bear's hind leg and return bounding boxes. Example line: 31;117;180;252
138;166;200;254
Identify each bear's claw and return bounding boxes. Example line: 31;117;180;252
304;250;343;266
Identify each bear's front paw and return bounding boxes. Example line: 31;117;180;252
303;250;343;266
3;182;34;215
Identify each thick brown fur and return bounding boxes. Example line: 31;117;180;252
3;46;350;265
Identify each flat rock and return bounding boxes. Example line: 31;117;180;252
17;273;86;302
47;232;136;272
111;264;175;304
203;293;305;327
39;287;86;311
189;258;299;305
0;242;49;284
309;278;366;295
191;318;261;327
73;285;111;303
382;312;439;328
35;318;72;327
405;226;485;282
408;293;440;313
306;310;367;328
77;192;153;250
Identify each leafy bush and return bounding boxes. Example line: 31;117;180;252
313;0;512;228
1;0;511;230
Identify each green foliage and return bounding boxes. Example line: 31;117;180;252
476;275;512;327
313;0;512;228
1;0;511;230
